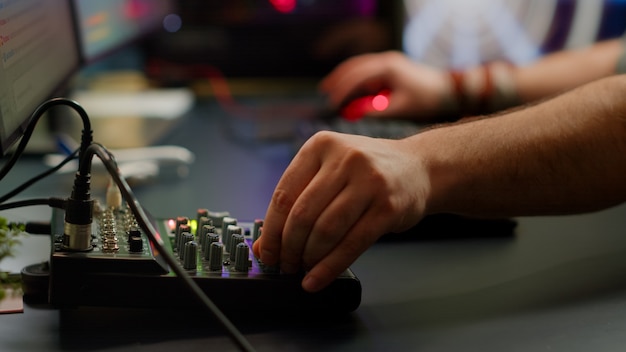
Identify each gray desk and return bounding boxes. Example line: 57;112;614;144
2;100;626;351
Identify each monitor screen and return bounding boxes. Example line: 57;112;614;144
0;0;80;156
73;0;174;63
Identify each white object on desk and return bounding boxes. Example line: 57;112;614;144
71;88;194;120
66;88;195;149
43;145;195;181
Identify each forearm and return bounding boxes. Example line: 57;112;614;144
414;75;626;217
514;39;625;102
449;39;625;115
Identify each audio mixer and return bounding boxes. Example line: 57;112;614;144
28;205;362;314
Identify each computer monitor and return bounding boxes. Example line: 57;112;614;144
72;0;175;64
0;0;80;156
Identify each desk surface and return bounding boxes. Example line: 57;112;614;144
2;100;626;351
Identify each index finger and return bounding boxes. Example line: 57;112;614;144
319;54;386;108
255;149;321;266
301;218;378;293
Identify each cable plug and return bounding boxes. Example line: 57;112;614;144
106;176;123;209
62;171;94;251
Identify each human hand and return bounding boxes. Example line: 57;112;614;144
252;131;429;292
319;51;452;122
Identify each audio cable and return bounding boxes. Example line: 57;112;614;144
80;142;256;352
0;98;256;352
0;148;79;205
0;98;92;182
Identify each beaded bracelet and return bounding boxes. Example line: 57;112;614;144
446;61;519;117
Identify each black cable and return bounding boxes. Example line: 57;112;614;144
0;197;67;211
83;143;256;352
24;221;52;235
0;148;80;205
0;98;92;182
0;97;255;350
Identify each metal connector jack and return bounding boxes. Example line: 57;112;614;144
63;171;94;251
62;222;93;251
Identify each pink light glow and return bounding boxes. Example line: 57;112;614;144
372;94;389;111
269;0;296;14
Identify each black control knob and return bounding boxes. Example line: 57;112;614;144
225;225;242;252
179;232;194;260
209;242;224;271
202;233;219;258
196;209;209;234
174;218;189;250
234;242;250;272
252;219;263;243
197;223;216;248
176;225;192;252
207;210;230;227
229;234;244;261
222;217;237;248
183;241;198;270
127;227;141;242
128;235;143;253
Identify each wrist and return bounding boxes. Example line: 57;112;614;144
440;62;520;117
402;130;461;216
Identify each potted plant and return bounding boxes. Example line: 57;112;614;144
0;217;25;301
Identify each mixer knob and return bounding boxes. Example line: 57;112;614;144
221;217;237;247
197;217;212;245
127;226;141;241
179;232;194;260
174;217;189;250
234;242;250;272
208;242;224;271
207;210;230;227
128;235;143;253
202;233;219;258
196;209;209;233
176;224;192;252
225;225;242;251
183;241;198;270
229;234;244;261
252;219;263;243
175;216;188;233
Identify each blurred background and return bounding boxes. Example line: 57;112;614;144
144;0;626;77
77;0;626;83
34;0;626;151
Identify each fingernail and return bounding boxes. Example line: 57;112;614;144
302;275;321;293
